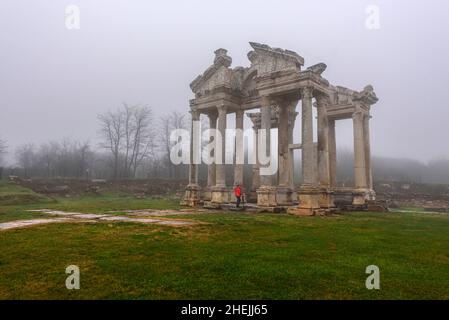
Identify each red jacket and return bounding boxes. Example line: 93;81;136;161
234;186;242;197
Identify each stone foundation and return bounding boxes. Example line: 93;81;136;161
256;186;278;207
180;185;201;207
211;186;230;204
276;186;293;206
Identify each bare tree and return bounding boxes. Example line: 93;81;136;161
38;142;58;177
98;109;124;179
0;137;7;178
125;104;155;178
0;137;7;163
158;111;188;179
98;104;155;179
15;143;35;178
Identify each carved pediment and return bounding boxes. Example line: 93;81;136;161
247;42;304;76
190;49;243;96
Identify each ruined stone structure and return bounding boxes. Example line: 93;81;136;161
181;42;379;215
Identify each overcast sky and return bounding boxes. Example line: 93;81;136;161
1;0;448;164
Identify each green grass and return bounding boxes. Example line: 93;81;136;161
0;207;449;299
0;180;181;222
0;180;52;207
1;180;448;299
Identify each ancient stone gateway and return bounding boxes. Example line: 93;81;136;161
181;42;379;215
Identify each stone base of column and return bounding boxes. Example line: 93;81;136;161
318;188;335;209
211;186;230;204
256;186;277;207
367;189;376;201
287;185;321;216
202;187;213;202
248;190;258;203
276;186;293;206
180;184;202;207
352;188;372;206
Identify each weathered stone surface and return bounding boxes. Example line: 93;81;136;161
0;209;200;231
182;42;379;213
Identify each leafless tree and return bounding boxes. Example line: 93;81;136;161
0;137;7;178
15;143;35;178
158;110;188;179
98;104;155;179
0;137;7;164
98;108;124;179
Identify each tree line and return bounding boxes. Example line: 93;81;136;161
1;104;449;184
0;104;191;180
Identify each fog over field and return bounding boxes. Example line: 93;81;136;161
1;0;449;166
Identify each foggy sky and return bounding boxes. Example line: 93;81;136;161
1;0;449;164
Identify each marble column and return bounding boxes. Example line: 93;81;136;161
316;96;335;208
316;97;330;188
259;98;272;187
363;115;373;190
181;109;201;207
257;96;277;207
251;125;260;191
215;105;227;187
287;103;297;189
328;119;337;188
188;109;200;187
353;111;367;190
210;105;229;204
278;102;290;187
288;87;320;215
301;87;316;186
234;109;244;186
207;112;217;188
276;100;293;205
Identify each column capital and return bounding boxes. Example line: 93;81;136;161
206;110;218;121
190;109;200;121
235;109;244;118
315;94;330;107
217;105;228;115
260;95;271;107
301;87;313;99
352;111;364;120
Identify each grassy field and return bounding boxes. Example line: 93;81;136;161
0;181;448;299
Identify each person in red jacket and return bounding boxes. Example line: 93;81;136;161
234;184;242;208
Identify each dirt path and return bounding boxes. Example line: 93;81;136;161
0;209;199;231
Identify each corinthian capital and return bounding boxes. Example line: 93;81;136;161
190;109;200;121
301;87;313;99
217;105;228;116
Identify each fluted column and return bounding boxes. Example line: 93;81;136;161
278;101;290;187
287;103;297;189
259;97;272;187
301;87;317;186
328;119;337;188
234;109;244;185
353;111;367;189
252;126;260;191
207;112;217;188
364;115;373;190
215;105;227;187
188;110;200;187
316;96;330;188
